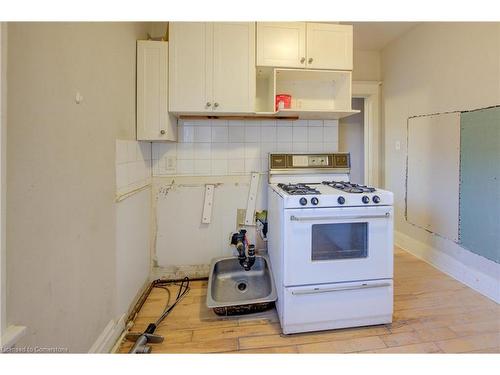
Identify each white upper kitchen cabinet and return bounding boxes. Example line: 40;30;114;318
136;40;176;141
306;23;353;70
256;22;306;68
212;23;256;113
168;22;212;113
256;22;353;71
169;22;255;114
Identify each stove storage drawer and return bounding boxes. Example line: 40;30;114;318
282;279;393;334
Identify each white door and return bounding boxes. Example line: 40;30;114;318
169;22;213;112
256;22;306;68
212;22;255;113
283;205;393;286
136;41;176;141
306;23;353;70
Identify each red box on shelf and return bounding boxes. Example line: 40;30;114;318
275;94;292;111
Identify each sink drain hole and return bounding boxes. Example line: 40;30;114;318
237;281;247;292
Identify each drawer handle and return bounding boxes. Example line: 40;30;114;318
291;282;391;296
300;57;305;64
290;213;390;221
308;57;313;64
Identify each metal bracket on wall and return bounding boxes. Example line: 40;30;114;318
244;173;260;226
202;184;215;224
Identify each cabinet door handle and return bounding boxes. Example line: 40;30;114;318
206;102;212;107
213;102;219;108
308;57;313;64
300;57;305;64
160;130;166;135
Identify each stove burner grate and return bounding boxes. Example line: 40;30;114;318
322;181;376;193
277;183;320;195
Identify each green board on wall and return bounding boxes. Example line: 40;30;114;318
459;106;500;263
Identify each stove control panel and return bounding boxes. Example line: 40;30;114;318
270;153;350;170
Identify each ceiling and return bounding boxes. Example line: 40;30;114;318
341;22;420;51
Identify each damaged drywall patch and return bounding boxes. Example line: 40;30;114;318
404;105;500;262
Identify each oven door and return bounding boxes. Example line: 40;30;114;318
283;205;393;286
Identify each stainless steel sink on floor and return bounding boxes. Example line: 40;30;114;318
206;255;277;315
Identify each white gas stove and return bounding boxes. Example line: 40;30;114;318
267;153;394;334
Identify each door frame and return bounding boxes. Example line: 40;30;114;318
352;81;382;187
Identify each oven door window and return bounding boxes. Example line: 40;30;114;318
311;222;368;261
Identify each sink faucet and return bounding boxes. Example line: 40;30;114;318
230;229;256;271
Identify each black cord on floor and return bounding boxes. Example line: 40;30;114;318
154;276;190;328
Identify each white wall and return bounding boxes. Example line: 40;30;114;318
353;50;381;81
6;22;150;352
115;140;152;317
116;188;151;315
382;22;500;301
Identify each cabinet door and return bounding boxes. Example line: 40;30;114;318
306;23;353;70
136;41;176;141
257;22;306;68
169;22;213;112
212;22;256;113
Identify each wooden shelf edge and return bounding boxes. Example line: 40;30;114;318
176;109;360;121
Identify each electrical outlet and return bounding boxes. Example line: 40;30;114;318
395;141;401;151
166;156;176;170
236;209;246;227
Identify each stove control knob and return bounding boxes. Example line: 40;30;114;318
337;196;345;205
362;196;370;204
311;197;319;206
299;197;308;206
372;195;381;204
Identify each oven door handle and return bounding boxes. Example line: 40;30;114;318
290;212;390;221
291;282;392;295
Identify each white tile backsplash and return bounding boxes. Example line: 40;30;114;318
152;119;338;176
194;159;211;175
177;159;194;175
228;126;245;142
227;142;245;159
261;126;277;143
177;143;194;159
244;143;261;159
276;126;293;142
193;126;211;143
116;139;152;196
227;158;245;174
211;159;228;175
244;126;261;142
308;127;324;143
193;143;211;159
211;126;228;143
292;126;308;142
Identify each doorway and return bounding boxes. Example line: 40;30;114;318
339;98;365;184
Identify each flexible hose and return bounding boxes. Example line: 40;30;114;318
154;276;190;327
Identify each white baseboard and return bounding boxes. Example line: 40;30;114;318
395;231;500;303
0;325;27;350
88;314;126;353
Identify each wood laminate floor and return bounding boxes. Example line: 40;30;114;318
118;247;500;353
